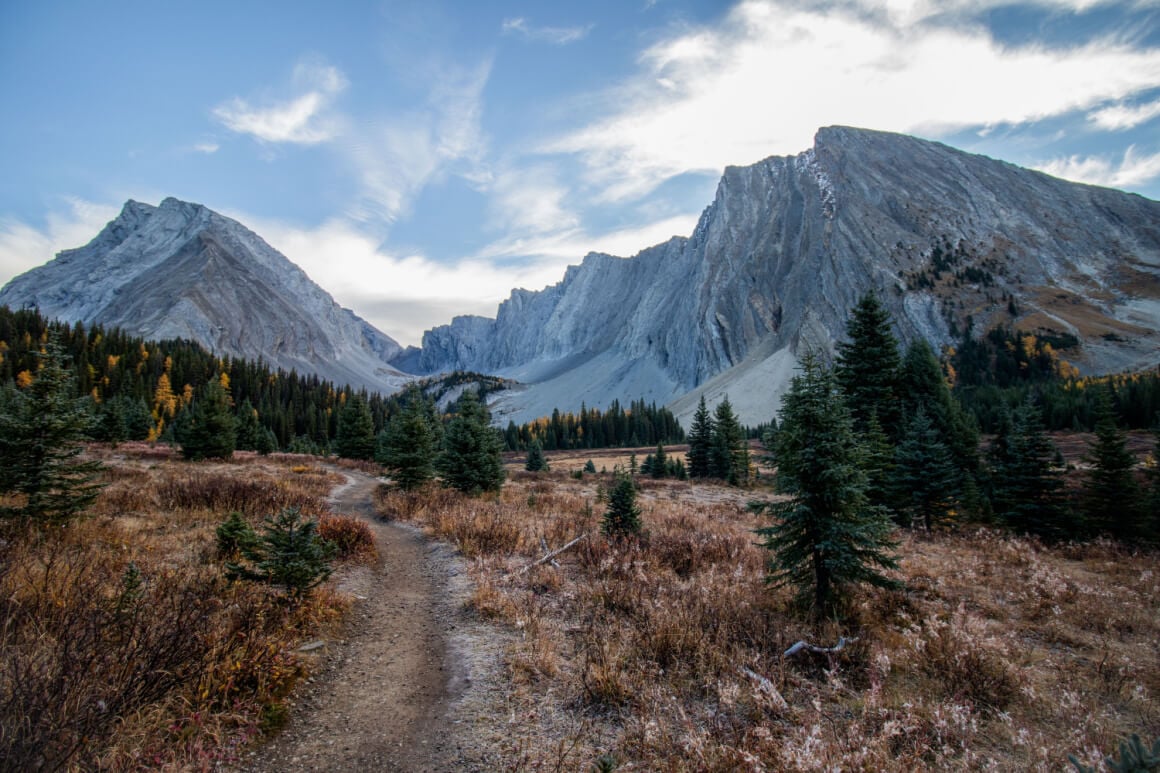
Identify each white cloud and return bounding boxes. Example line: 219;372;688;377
245;207;700;347
1037;145;1160;188
545;0;1160;202
501;17;593;45
1088;98;1160;130
213;60;348;144
193;142;220;154
347;60;491;224
0;199;119;286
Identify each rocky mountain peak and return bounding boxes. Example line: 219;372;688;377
0;198;411;393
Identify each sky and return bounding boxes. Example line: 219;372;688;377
2;0;1159;347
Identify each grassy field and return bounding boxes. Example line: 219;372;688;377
381;448;1159;771
3;440;1156;770
0;444;374;771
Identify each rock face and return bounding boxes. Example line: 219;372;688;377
0;198;411;392
416;126;1160;425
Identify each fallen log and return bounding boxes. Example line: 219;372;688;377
511;532;590;577
783;637;859;658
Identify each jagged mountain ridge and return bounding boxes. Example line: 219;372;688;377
0;198;411;392
416;126;1160;426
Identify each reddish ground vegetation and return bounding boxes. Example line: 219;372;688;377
380;457;1158;771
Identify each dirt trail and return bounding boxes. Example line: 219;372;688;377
241;470;472;771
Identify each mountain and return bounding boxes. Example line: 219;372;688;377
416;126;1160;426
0;197;411;393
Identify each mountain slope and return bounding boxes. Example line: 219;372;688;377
416;126;1160;425
0;198;411;392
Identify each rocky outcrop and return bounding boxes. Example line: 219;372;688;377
416;126;1160;425
0;198;411;392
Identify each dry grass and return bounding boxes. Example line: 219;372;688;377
0;444;369;771
381;463;1159;771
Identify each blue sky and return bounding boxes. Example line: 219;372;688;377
2;0;1159;346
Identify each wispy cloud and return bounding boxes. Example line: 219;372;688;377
1037;145;1160;188
213;59;348;144
0;198;119;285
347;60;491;224
192;142;220;154
544;0;1160;202
502;17;593;45
1088;98;1160;130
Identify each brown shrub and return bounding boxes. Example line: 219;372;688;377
318;513;377;562
157;472;324;518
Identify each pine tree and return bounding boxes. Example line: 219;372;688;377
686;395;714;479
651;442;667;479
378;394;438;490
752;353;900;618
437;390;505;494
898;338;980;502
524;438;549;472
603;470;642;538
1147;422;1160;543
235;398;262;451
1083;386;1142;540
988;399;1070;540
0;335;104;525
334;393;376;460
835;291;902;436
893;407;958;531
710;396;748;485
862;410;898;517
181;379;237;460
226;507;337;600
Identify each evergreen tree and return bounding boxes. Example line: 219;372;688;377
0;335;104;525
524;438;549;472
752;353;900;618
235;398;262;451
377;393;438;490
1083;386;1143;540
180;379;237;460
710;396;748;485
988;399;1070;540
893;407;958;531
584;459;597;474
898;338;980;503
226;507;337;600
437;390;505;494
334;393;376;460
603;470;642;538
686;395;714;479
835;291;902;436
862;410;898;517
1147;421;1160;543
651;442;667;479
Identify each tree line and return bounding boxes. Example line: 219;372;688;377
501;398;685;451
752;292;1160;619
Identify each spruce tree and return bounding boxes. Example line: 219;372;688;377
1083;386;1142;540
651;442;667;479
710;396;748;485
524;439;549;472
0;335;104;525
437;390;505;494
988;399;1070;540
686;395;714;479
603;470;642;538
235;398;262;451
377;394;438;490
835;291;902;436
181;379;237;461
226;507;337;600
893;407;958;531
334;393;376;460
862;410;898;517
753;353;900;618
